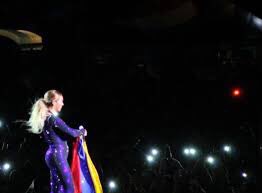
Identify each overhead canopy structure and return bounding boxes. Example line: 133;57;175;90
0;29;43;51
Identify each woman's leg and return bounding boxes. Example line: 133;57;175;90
50;168;62;193
46;148;60;193
52;147;75;193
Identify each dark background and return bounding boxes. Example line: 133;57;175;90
0;0;260;192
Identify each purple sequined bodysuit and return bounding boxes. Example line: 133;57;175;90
43;114;84;193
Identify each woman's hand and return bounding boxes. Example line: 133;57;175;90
79;125;87;136
83;129;87;136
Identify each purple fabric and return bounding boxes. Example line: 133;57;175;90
43;115;83;193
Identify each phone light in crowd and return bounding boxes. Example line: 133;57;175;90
2;162;11;172
183;147;197;157
252;15;262;31
206;156;215;165
223;145;232;153
242;172;248;178
0;119;5;129
146;155;155;163
151;148;159;156
108;180;117;191
184;148;190;155
189;148;196;155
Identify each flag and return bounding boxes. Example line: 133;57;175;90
71;137;103;193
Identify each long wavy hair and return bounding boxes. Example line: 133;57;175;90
27;90;62;134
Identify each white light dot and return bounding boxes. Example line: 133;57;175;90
146;155;154;162
109;181;116;189
189;148;196;155
184;148;190;155
242;172;248;178
3;163;11;171
224;145;231;152
206;156;215;164
151;149;158;156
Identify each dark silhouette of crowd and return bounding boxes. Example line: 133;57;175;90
112;143;255;193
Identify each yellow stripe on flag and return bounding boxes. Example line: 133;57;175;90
82;140;103;193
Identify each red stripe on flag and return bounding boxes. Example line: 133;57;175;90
71;138;81;193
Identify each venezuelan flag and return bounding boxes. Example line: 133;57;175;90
71;137;103;193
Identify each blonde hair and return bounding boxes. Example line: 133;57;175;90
27;90;62;134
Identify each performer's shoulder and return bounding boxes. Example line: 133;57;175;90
47;114;58;123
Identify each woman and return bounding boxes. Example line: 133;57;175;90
27;89;86;193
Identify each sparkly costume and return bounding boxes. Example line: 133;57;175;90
43;114;85;193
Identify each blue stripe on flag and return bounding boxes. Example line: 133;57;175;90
78;140;95;193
